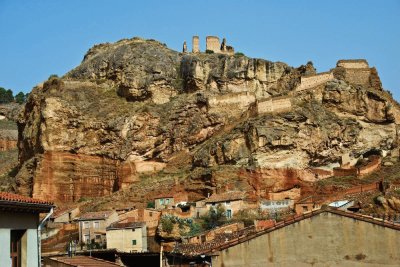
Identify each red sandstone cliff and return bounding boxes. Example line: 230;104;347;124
13;38;400;204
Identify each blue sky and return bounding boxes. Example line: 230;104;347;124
0;0;399;99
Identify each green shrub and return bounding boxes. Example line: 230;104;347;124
234;52;245;57
146;201;155;209
205;49;214;54
161;217;174;234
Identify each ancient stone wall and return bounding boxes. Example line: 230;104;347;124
208;92;256;110
337;59;369;69
343;68;371;86
295;72;334;91
206;36;221;53
359;156;381;176
192;36;199;53
257;96;292;114
333;156;381;177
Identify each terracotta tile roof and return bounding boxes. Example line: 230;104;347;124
107;221;146;230
0;192;53;205
49;256;121;266
77;210;115;221
51;207;77;218
205;191;246;203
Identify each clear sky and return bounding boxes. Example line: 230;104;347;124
0;0;399;99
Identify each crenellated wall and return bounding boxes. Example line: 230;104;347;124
295;72;334;92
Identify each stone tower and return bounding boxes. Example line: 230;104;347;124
182;41;187;53
192;36;199;53
206;36;220;53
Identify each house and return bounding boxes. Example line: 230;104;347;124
203;191;246;219
260;199;294;213
50;207;80;224
173;209;400;266
106;221;147;252
43;255;121;267
182;222;244;245
0;192;53;267
154;194;175;210
294;196;322;214
118;208;161;235
76;210;118;247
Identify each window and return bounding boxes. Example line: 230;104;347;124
226;209;232;219
131;228;136;232
149;212;153;217
93;221;99;229
83;222;89;229
84;234;90;242
165;198;170;204
132;240;137;245
302;205;308;212
160;199;164;205
226;201;231;205
95;235;101;240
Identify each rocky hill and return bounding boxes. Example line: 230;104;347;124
13;37;400;206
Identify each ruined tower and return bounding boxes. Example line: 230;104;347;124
182;41;187;53
206;36;221;53
192;36;199;53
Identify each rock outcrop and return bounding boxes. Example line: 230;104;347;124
14;37;400;204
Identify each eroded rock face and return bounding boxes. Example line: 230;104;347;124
15;37;400;204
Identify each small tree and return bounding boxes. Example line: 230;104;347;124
161;217;174;234
15;92;26;104
201;204;227;230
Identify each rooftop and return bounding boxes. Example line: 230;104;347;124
107;221;146;230
0;192;53;213
77;210;115;221
48;256;121;267
205;191;246;203
173;208;400;256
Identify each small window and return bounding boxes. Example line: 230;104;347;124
93;221;99;229
131;228;136;232
149;212;153;217
226;201;231;205
83;222;89;229
165;198;170;204
303;206;308;212
226;209;232;219
84;234;90;242
95;235;101;240
160;199;164;205
132;240;137;245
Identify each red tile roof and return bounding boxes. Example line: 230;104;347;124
49;256;121;266
0;192;53;205
107;221;146;230
77;210;115;221
205;191;246;203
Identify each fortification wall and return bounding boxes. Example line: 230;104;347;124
344;68;371;86
359;156;381;176
206;36;221;53
337;60;369;69
257;97;292;114
192;36;199;53
296;72;334;92
208;92;256;109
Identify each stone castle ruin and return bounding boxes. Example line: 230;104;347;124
183;35;234;55
333;59;382;90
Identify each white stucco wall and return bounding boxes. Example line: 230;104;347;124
0;229;12;266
